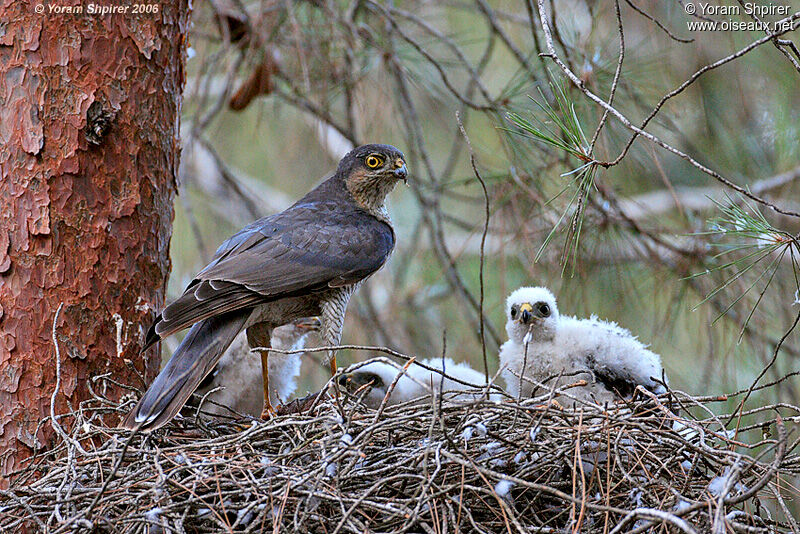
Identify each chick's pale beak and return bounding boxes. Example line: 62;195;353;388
393;158;408;183
519;303;533;324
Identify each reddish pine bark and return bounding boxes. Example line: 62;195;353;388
0;1;190;480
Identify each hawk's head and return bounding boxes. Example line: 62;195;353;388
505;286;559;344
339;144;407;213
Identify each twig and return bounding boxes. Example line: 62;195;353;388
536;0;800;218
456;112;491;384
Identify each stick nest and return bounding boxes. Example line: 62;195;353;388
2;378;798;533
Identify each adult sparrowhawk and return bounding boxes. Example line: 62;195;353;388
121;144;407;430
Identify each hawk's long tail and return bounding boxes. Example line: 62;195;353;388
120;309;251;431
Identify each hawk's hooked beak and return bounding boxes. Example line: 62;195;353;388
393;158;408;184
294;316;322;332
518;303;533;324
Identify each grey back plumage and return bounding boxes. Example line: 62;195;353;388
144;166;396;348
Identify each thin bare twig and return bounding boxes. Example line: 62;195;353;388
456;112;491;384
536;0;800;217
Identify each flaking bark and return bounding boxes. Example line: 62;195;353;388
0;1;190;481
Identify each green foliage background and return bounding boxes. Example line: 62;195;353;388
173;0;800;418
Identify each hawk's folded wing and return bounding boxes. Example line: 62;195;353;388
144;201;394;348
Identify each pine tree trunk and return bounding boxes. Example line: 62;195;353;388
0;1;190;481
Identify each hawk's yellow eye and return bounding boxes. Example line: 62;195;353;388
365;154;384;169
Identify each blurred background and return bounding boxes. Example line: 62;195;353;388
170;0;800;417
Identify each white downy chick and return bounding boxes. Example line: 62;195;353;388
338;357;496;408
499;287;666;404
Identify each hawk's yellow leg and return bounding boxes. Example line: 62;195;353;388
247;323;276;419
260;349;276;418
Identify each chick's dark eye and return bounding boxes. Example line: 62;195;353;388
510;306;517;319
539;304;551;317
365;154;385;169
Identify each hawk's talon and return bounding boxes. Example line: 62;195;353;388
533;399;564;410
260;405;277;419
